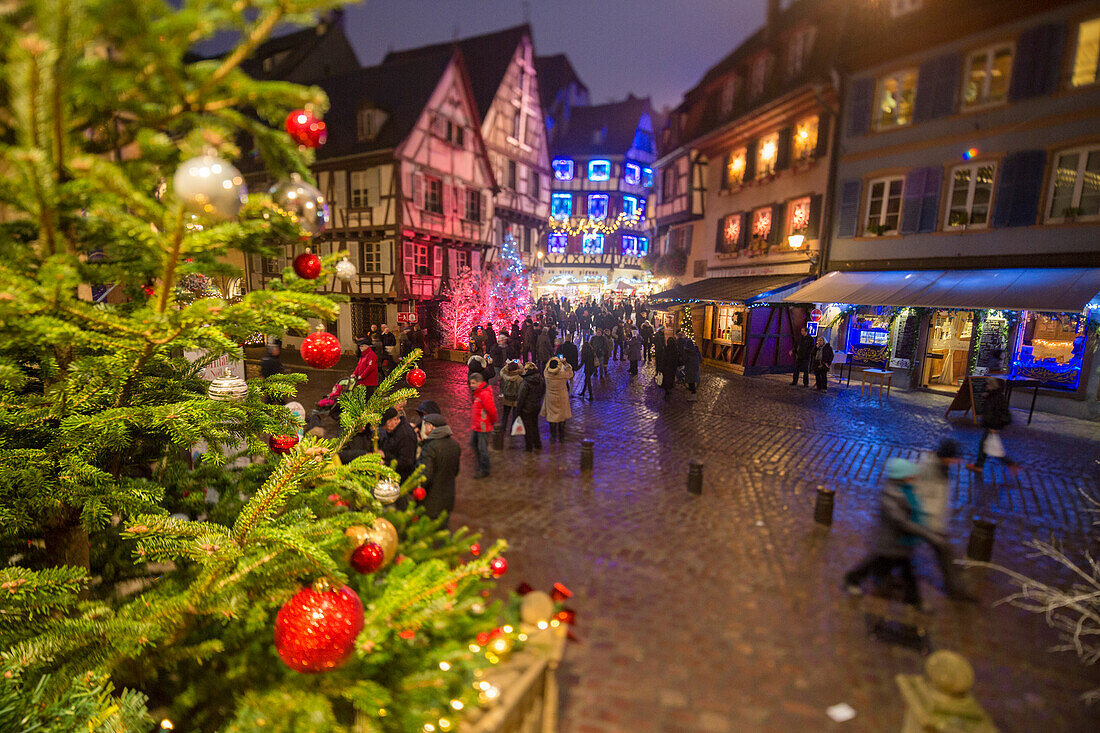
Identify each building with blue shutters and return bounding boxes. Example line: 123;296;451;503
783;0;1100;418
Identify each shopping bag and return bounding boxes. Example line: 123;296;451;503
983;431;1006;458
511;417;526;436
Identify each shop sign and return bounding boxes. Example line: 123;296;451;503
889;358;911;369
397;312;418;324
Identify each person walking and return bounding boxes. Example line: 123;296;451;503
536;327;554;369
467;373;497;479
576;340;596;401
541;357;574;443
521;319;536;363
913;440;978;602
498;360;523;438
352;340;379;401
679;334;701;399
590;328;610;379
790;326;815;387
380;323;398;364
416;413;461;519
812;336;834;391
626;328;642;376
612;322;625;361
659;333;680;400
966;379;1018;477
652;324;666;377
641;319;654;363
843;458;938;611
378;406;418;484
515;362;545;451
260;342;285;379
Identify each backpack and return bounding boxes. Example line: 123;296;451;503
501;373;521;401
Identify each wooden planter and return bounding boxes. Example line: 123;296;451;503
435;347;470;363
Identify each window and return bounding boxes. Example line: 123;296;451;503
793;117;818;162
412;243;430;274
528;169;540;199
865;176;905;233
963;44;1013;108
751;207;772;242
551;193;572;218
507;160;517;190
889;0;922;17
725;148;747;188
662;166;679;203
638;236;649;255
720;212;742;253
424;176;443;215
552;158;575;181
1071;17;1100;87
787;27;814;78
945;163;995;228
642;167;654;188
622;195;640;217
465;188;482;222
587;194;609;220
873;69;918;130
582;233;604;254
511;110;522;139
360;242;382;273
1047;145;1100;221
624;162;641;185
622;235;639;255
357;107;387;141
720;77;738;115
548;233;568;253
588;160;611;181
1010;312;1086;390
756;132;779;179
787;197;811;236
749;55;768;98
432;115;464;147
524;115;540;148
350;171;369;208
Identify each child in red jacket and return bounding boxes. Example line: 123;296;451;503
468;373;497;479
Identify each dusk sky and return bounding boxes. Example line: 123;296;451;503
336;0;765;111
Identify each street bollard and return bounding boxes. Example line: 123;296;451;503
687;460;703;495
814;487;835;526
492;422;504;451
896;650;998;732
967;517;997;562
580;439;594;473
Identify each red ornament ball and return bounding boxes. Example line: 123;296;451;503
406;368;426;388
469;543;481;557
270;434;300;454
285;109;327;148
489;556;508;578
350;541;386;574
293;251;322;279
274;584;363;673
300;331;341;369
412;487;427;501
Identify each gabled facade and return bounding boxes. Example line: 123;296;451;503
233;11;360;84
385;27;552;267
535;54;591;138
243;51;496;348
541;96;659;298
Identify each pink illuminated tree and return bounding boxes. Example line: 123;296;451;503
437;266;486;349
486;231;531;332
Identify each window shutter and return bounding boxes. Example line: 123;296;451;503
432;245;443;277
442;183;454;217
915;53;960;122
775;127;793;171
402;241;415;279
768;202;786;245
447;248;458;278
990;150;1046;228
1009;23;1068;101
715;217;725;252
739;212;749;249
412;172;424;209
899;168;929;235
743;140;758;181
332;171;347;211
380;239;393;274
481;191;489;223
471;251;481;273
721;153;731;190
367;168;381;207
846;77;874;137
815;115;830;159
917;167;943;233
836;179;862;238
806;194;824;239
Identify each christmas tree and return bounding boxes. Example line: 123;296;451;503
679;305;696;340
436;266;486;350
0;2;537;730
486;229;531;333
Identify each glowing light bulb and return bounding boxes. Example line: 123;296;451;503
439;661;451;671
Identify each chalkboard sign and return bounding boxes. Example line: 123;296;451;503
944;376;993;425
890;310;921;369
975;316;1007;373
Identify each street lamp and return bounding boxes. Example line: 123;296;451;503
787;233;805;249
536;251;544;260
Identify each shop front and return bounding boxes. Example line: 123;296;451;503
784;268;1100;417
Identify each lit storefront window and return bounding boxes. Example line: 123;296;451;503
1011;312;1086;389
793;116;818;162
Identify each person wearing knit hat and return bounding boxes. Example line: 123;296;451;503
378;406;417;485
416;413;461;519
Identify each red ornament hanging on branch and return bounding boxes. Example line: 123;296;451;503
411;486;426;501
350;542;386;574
269;434;300;454
293;250;322;279
406;368;426;388
274;581;363;673
300;331;341;369
489;556;508;578
285;109;327;148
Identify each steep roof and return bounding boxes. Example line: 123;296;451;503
382;25;531;120
549;96;653;158
313;52;454;160
534;54;589;111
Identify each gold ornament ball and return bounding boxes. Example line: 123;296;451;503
368;518;398;563
345;524;371;549
520;590;555;626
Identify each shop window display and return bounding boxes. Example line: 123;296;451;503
1011;312;1086;389
846;310;892;364
922;311;973;390
712;305;746;344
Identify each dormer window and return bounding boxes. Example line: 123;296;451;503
357;107;388;141
431;115;464;147
642;167;654;188
588;160;611;182
624;163;641;185
552;158;575;181
720;77;738;115
787;27;815;78
749;55;768;98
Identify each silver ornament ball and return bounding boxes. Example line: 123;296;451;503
207;367;249;402
372;478;400;505
269;173;329;237
173;155;247;220
335;258;357;283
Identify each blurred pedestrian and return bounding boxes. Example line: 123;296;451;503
659;333;680;400
416;413;461;519
260;343;285;379
352;339;379;401
679;334;700;399
515;361;545;451
467;373;497;479
813;336;834;391
626;328;642;376
966;379;1018;477
790;325;814;387
499;360;523;436
913;440;977;602
542;357;574;443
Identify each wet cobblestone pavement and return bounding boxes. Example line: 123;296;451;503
271;351;1100;732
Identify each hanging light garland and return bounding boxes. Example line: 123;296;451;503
547;212;643;236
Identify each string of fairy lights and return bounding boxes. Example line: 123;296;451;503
547;212;644;236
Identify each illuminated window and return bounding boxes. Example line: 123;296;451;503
642;167;654;188
1046;145;1100;221
945;163;996;228
963;44;1013;108
1071;17;1100;87
587;194;609;220
638;236;649;255
551;193;572;218
548;233;568;253
582;233;604;254
552;158;574;181
793;117;818;162
622;195;639;217
588;160;611;181
725;148;746;188
865;176;905;233
720;213;742;253
751;207;771;241
624;163;641;185
635;197;646;218
874;69;918;130
787;197;811;237
756;132;779;179
622;235;639;255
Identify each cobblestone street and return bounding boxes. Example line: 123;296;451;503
278;351;1100;732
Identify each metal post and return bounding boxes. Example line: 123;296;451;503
966;517;997;562
492;422;504;451
580;439;594;473
814;487;835;526
687;460;703;495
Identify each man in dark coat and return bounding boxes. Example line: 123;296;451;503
659;332;680;400
557;337;580;372
790;326;815;386
378;407;418;484
260;343;285;379
416;413;461;519
640;320;654;362
589;328;610;379
536;327;554;368
515;362;545;451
